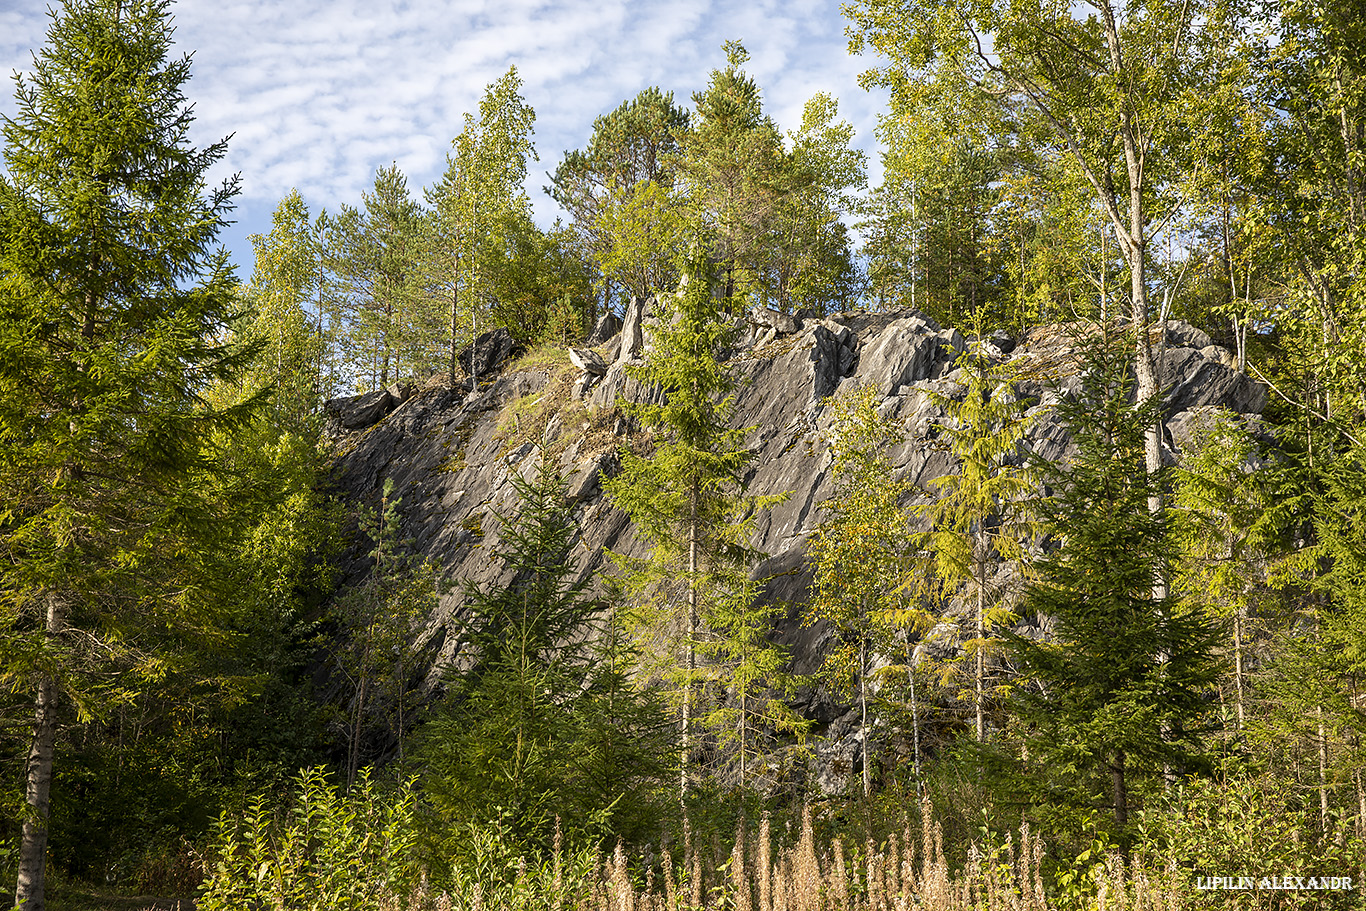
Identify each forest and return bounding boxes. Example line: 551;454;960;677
0;0;1364;908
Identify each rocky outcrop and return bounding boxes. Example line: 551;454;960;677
323;308;1268;783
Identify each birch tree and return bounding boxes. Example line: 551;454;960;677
808;384;929;797
846;0;1243;493
426;67;536;388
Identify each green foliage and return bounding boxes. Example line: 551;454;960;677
604;245;785;793
768;93;868;315
334;478;441;786
477;210;594;344
1252;2;1366;426
0;0;262;901
808;383;924;795
913;338;1033;739
550;86;689;312
862;75;1011;326
677;43;787;307
1003;336;1221;838
242;189;327;426
198;767;419;911
697;573;808;789
323;165;433;391
1144;775;1364;910
1172;413;1271;733
426;66;537;381
594;178;690;304
677;44;866;314
420;466;672;854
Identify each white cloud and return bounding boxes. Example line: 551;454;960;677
1;0;889;272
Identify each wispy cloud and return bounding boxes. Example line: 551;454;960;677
1;0;888;273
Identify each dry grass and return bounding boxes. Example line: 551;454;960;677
383;802;1181;911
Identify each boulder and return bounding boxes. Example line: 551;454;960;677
1160;346;1266;415
569;347;607;375
589;361;666;409
1163;319;1214;351
457;327;519;381
326;389;396;431
753;306;800;335
565;450;617;504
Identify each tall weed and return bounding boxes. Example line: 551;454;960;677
198;767;419;911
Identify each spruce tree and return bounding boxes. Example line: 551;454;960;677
419;465;673;847
1003;337;1220;837
0;1;250;905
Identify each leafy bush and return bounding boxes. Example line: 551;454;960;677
198;767;419;911
1143;775;1365;909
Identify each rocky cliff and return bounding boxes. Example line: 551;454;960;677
322;306;1266;777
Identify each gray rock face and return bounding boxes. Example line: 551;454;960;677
617;296;647;365
1160;346;1266;415
753;306;800;335
324;308;1269;734
569;347;607;375
586;313;623;347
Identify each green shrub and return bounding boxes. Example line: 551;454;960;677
198;767;419;911
1143;775;1365;909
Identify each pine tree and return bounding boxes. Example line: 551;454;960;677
698;571;807;789
566;589;675;843
0;1;252;905
323;165;432;391
678;42;786;305
1003;337;1220;836
550;86;689;311
1171;413;1269;735
422;463;595;835
766;92;868;315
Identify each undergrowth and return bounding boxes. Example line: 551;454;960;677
196;769;1297;911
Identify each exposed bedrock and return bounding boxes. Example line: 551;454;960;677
323;309;1267;779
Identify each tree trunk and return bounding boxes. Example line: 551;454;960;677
910;656;922;796
1111;749;1128;829
449;281;460;387
682;480;699;802
1317;705;1330;834
975;546;986;743
860;637;871;799
349;671;369;791
1233;607;1246;732
16;596;65;911
1355;764;1365;840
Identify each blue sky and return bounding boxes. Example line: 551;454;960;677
1;0;890;277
